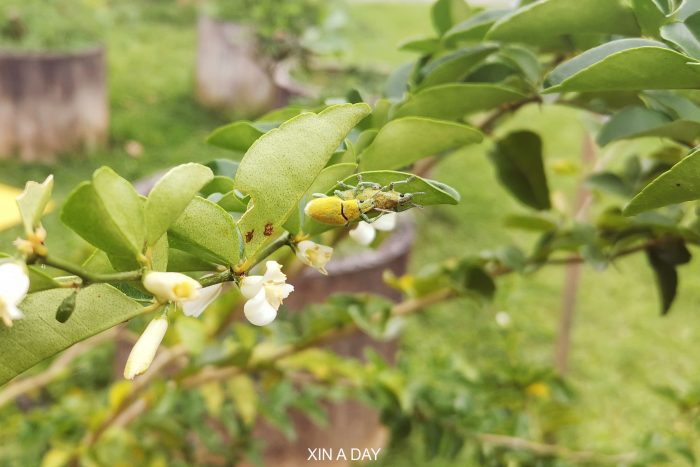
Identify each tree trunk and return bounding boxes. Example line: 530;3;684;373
250;220;415;467
0;47;108;162
195;16;287;118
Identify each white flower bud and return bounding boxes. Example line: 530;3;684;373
349;221;376;246
296;240;333;275
123;316;168;380
495;311;511;328
181;284;222;318
373;212;397;231
143;272;201;303
0;263;29;327
239;261;294;326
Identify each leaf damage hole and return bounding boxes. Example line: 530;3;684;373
264;223;274;236
245;230;254;243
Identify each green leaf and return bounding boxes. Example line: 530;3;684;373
443;9;510;45
585;172;634;197
284;163;358;235
206;159;240;178
217;191;250;213
661;13;700;59
631;0;668;37
544;39;700;92
503;213;557;231
145;163;214;245
645;239;691;315
16;175;53;234
395;83;527;121
336;171;460;206
624;148;700;215
431;0;471;35
486;0;639;46
417;45;497;89
167;248;218;272
452;260;495;299
398;36;441;53
0;285;143;384
206;121;264;153
61;169;145;258
200;176;236;197
27;266;61;293
358;117;482;171
169;196;239;266
598;106;700;146
490;131;551;210
234;103;370;260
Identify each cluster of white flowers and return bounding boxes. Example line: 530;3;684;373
0;263;29;327
240;261;295;326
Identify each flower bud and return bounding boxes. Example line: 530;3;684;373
143;272;201;303
123;316;168;380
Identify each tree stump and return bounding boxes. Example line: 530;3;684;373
251;220;415;466
0;47;108;162
195;16;293;118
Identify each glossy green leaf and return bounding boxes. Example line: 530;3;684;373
661;13;700;59
359;117;482;171
200;176;236;197
544;39;700;92
284;163;357;234
0;285;143;384
234;103;370;260
598;106;700;146
443;9;510;45
145;163;214;245
645;239;691;314
169;196;239;266
431;0;471;35
61;170;144;257
625;149;700;215
398;36;441;53
216;191;249;213
167;248;218;272
337;171;460;206
631;0;668;37
395;83;527;120
206;121;264;153
27;266;61;293
490;131;550;210
418;45;497;89
16;175;53;234
486;0;639;46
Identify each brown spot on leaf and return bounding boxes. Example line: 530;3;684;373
245;230;254;243
264;223;274;236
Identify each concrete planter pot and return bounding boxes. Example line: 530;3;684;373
195;16;309;118
0;46;108;162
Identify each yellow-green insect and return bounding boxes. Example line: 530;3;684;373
304;175;423;226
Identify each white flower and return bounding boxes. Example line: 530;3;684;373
143;271;202;303
349;221;376;246
373;212;397;231
123;315;168;380
349;212;398;246
296;240;333;275
181;284;222;318
240;261;294;326
0;263;29;327
495;311;511;328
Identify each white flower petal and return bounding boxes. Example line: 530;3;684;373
262;260;287;283
373;212;398;231
349;221;376;246
0;263;29;306
123;316;169;380
7;304;24;320
181;284;222;318
264;282;294;309
240;275;264;300
143;272;201;303
244;288;278;326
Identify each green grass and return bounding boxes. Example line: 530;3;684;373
1;0;698;464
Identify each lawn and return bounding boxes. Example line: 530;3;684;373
1;0;697;464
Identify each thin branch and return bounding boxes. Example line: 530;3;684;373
477;433;636;464
38;255;142;284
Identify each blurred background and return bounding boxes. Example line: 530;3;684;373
1;0;700;466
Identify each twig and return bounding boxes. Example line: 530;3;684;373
38;255;142;284
477;433;636;464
